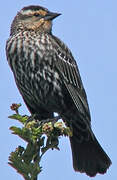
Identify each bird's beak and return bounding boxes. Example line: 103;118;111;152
44;12;61;21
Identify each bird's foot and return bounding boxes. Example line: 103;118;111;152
38;115;61;126
25;114;61;127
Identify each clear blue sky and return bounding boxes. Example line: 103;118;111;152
0;0;116;179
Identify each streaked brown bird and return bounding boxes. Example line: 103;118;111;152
6;5;111;177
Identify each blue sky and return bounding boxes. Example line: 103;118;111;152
0;0;116;179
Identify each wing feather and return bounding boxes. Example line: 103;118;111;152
52;35;91;122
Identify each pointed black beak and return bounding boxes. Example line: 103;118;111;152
44;12;61;21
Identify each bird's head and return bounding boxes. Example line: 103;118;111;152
10;5;61;35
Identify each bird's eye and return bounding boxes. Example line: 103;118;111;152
34;13;39;17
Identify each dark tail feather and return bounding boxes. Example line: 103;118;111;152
70;134;112;177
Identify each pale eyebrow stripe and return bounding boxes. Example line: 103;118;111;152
20;9;33;15
20;9;47;16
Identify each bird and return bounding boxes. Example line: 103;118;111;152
6;5;111;177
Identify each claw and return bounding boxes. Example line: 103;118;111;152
25;114;61;126
38;115;61;126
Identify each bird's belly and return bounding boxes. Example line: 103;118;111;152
15;66;64;113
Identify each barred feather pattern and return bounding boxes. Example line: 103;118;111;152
6;31;65;117
6;30;90;125
6;23;111;176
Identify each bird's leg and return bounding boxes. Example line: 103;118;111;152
25;114;61;126
38;115;61;126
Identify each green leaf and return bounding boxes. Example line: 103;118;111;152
10;126;33;142
8;103;72;180
8;114;28;124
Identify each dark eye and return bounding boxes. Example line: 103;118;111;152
34;13;39;17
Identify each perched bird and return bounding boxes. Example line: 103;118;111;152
6;5;111;177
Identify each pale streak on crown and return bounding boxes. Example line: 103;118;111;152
20;9;33;15
20;9;47;16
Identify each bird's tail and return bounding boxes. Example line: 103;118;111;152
70;133;112;177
